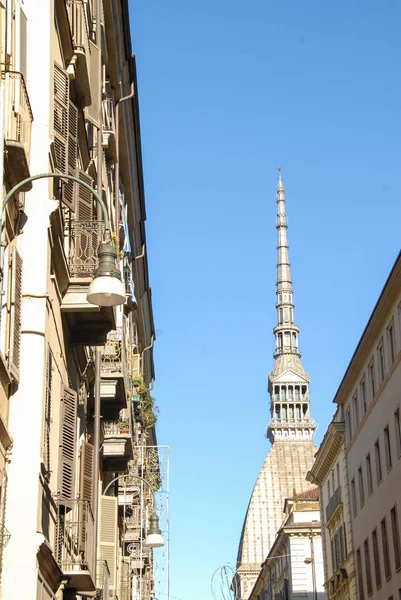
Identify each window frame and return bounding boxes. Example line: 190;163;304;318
384;425;393;471
375;440;383;484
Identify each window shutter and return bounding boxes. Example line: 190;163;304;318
8;247;23;382
132;354;141;378
65;101;78;210
53;63;77;212
79;440;94;550
58;385;77;499
98;496;118;592
15;2;28;84
76;171;94;219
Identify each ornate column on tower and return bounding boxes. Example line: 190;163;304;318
234;169;317;600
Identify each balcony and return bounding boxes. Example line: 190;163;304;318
326;486;342;524
66;0;91;106
96;560;110;599
55;498;95;593
101;415;133;471
100;328;132;416
4;71;33;191
59;218;115;344
102;97;116;160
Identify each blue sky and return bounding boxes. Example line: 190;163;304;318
129;1;401;599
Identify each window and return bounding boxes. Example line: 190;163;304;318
351;478;358;517
378;342;385;383
372;528;382;588
381;518;391;580
388;323;395;364
356;548;365;600
384;426;392;470
346;407;353;443
358;467;365;507
360;378;367;414
366;453;373;495
369;360;376;398
375;440;383;483
353;392;360;429
390;505;401;570
327;480;331;500
364;539;373;595
336;463;340;486
332;470;335;491
395;409;401;458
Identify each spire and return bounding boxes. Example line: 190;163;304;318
273;167;300;359
267;168;316;444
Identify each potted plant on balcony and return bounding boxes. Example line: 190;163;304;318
119;419;129;434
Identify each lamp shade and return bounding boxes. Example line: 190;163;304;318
87;275;126;307
86;242;126;307
145;511;164;548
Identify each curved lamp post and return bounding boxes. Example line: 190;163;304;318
1;172;126;306
104;473;164;548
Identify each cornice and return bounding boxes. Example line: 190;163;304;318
307;422;345;485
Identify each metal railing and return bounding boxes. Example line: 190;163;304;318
55;497;95;577
66;219;104;278
96;559;110;599
66;0;90;56
4;71;33;162
326;486;342;523
102;416;131;438
274;345;299;357
101;328;132;394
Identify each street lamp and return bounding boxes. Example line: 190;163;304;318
1;172;126;307
103;473;165;549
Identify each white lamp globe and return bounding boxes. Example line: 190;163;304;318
87;275;126;307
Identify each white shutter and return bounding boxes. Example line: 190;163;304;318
98;495;118;592
132;354;141;378
79;441;94;551
8;247;23;382
58;385;77;499
15;2;28;84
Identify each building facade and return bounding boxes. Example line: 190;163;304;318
247;487;324;600
0;1;164;599
309;252;401;600
235;171;318;599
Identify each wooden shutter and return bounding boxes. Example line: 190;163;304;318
58;385;77;499
65;101;78;210
98;496;118;592
53;63;78;212
76;171;94;219
132;354;141;378
8;247;23;382
15;2;28;84
79;440;94;550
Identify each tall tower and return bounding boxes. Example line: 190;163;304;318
234;170;317;600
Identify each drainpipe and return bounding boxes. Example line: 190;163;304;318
92;0;103;572
115;81;134;241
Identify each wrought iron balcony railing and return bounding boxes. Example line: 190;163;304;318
101;328;132;395
4;71;33;164
326;486;342;523
55;497;95;591
96;559;110;599
102;416;131;438
66;219;104;278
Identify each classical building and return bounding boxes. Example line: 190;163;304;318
247;487;324;600
235;170;318;599
0;2;166;599
308;252;401;600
